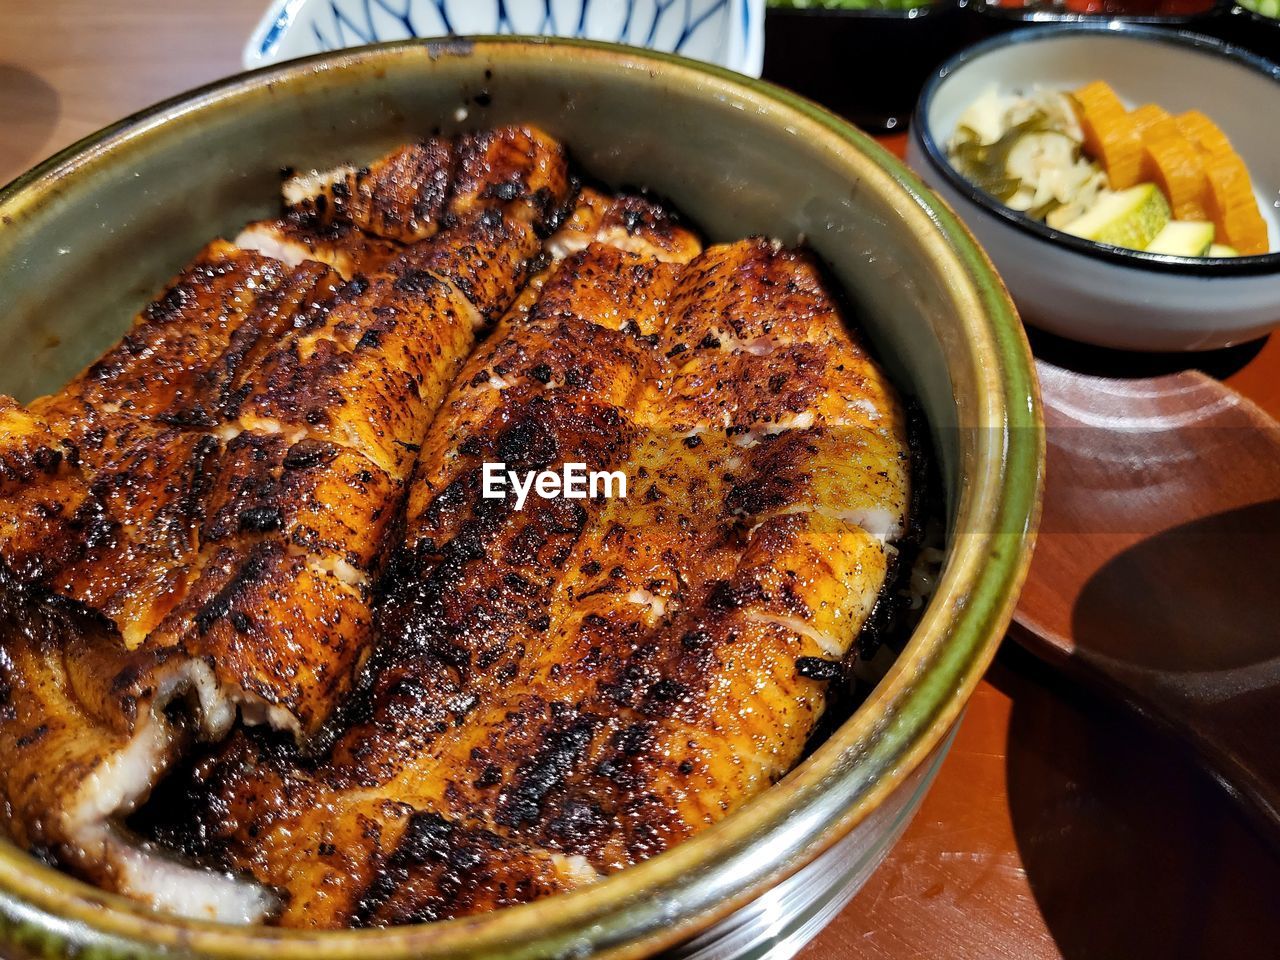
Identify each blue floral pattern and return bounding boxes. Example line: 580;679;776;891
244;0;763;76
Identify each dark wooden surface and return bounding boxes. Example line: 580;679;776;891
2;6;1279;956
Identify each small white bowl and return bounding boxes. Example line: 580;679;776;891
243;0;765;76
907;24;1280;352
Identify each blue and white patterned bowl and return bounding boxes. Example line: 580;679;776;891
243;0;765;75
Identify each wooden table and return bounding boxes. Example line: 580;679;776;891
3;4;1278;956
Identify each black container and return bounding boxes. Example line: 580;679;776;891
762;3;968;132
1213;4;1280;64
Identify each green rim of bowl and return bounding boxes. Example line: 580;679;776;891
0;36;1044;960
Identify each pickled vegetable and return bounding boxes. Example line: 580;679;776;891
950;115;1059;199
1202;152;1270;254
1176;110;1236;158
946;81;1272;257
1146;220;1215;257
1073;81;1144;189
1130;103;1171;138
1062;183;1170;249
1143;135;1209;221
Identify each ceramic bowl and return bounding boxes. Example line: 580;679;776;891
243;0;766;75
0;38;1041;960
907;24;1280;352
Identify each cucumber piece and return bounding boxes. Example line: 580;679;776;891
1146;220;1215;257
1240;0;1280;17
1061;183;1171;251
1208;243;1240;257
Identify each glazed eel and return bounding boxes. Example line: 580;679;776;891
0;126;910;927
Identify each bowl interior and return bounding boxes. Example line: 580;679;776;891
0;38;1039;959
922;27;1280;254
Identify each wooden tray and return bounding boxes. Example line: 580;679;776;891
1013;336;1280;838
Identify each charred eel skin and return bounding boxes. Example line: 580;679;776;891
0;126;572;921
0;127;910;928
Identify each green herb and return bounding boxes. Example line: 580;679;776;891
950;113;1053;200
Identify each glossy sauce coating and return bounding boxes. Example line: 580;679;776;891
0;127;909;927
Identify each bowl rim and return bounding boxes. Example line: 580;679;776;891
967;1;1224;24
0;35;1043;960
911;22;1280;277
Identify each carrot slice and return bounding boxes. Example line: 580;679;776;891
1141;112;1187;185
1202;152;1269;255
1144;135;1209;221
1072;81;1144;189
1176;110;1235;158
1130;103;1171;139
1142;115;1182;144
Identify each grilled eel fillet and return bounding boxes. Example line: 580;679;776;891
167;223;910;926
0;127;572;920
